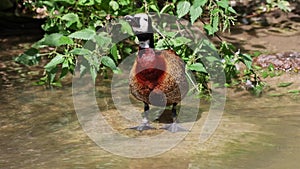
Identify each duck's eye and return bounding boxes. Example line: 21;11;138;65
144;18;148;21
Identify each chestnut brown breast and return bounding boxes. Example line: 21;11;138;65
129;49;188;106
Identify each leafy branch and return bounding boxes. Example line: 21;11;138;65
15;0;292;95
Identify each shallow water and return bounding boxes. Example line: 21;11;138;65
0;75;299;169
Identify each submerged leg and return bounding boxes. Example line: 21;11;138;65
161;103;188;132
129;102;156;131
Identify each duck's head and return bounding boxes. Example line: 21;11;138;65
124;13;153;34
125;13;154;48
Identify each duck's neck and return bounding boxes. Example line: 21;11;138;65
137;33;154;49
135;33;166;82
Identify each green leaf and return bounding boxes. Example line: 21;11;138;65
68;28;96;40
268;64;275;72
164;31;177;38
15;48;40;66
87;54;101;69
171;36;191;47
95;0;101;4
109;1;119;11
24;48;39;56
150;4;160;13
240;53;253;70
156;39;168;50
124;47;132;54
176;1;191;18
70;48;92;55
261;71;269;78
44;54;65;71
94;32;112;48
211;8;221;15
42;33;63;46
47;66;58;83
252;51;262;57
61;13;82;28
288;89;300;94
62;58;69;68
54;0;75;4
228;6;237;14
190;5;202;24
278;82;293;87
243;60;253;70
204;24;214;35
187;63;207;73
110;45;120;61
41;1;54;7
78;0;95;6
266;0;272;4
193;0;208;7
268;93;284;97
269;72;276;78
101;56;117;70
205;56;220;63
277;0;291;12
160;3;175;14
212;14;219;34
117;0;129;6
217;0;229;9
51;81;63;87
120;20;134;35
59;36;74;45
40;33;73;46
60;59;69;79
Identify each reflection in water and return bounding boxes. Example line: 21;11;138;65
0;77;300;168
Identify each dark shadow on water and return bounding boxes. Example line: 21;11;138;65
251;44;266;49
290;16;300;23
153;105;204;124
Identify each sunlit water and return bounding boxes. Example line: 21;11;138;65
0;75;299;169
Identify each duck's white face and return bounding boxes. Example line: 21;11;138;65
125;13;153;49
134;13;150;33
125;13;150;33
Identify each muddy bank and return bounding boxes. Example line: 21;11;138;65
220;6;300;53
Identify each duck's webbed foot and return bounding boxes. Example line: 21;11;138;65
129;118;156;131
161;122;188;133
161;103;188;133
128;103;156;132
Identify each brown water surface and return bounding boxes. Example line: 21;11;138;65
0;72;299;168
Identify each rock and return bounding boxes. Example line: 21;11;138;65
253;52;300;72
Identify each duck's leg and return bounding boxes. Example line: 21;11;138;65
129;102;156;131
161;103;188;132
